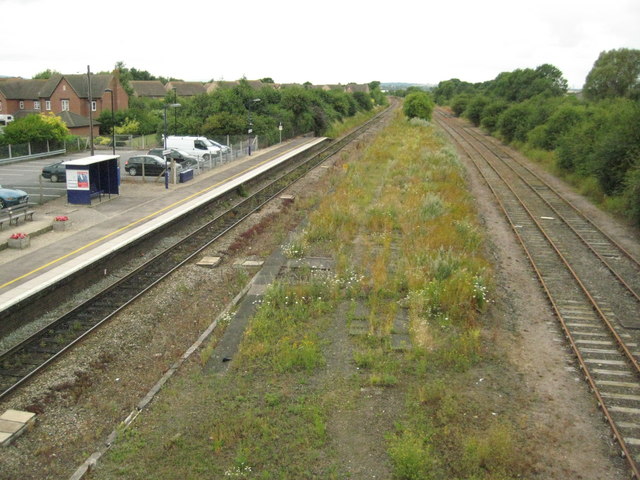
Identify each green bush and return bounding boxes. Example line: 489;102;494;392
623;165;640;225
450;94;471;117
497;103;533;143
528;104;586;150
464;95;490;126
403;91;434;121
480;100;508;133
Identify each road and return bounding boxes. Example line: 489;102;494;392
0;150;139;205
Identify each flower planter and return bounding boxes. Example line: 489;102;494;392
8;236;30;249
53;220;72;232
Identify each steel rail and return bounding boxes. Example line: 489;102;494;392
435;110;640;478
460;126;640;303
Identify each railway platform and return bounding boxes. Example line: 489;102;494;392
0;137;326;316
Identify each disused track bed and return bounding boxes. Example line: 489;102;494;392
0;106;394;401
434;109;640;477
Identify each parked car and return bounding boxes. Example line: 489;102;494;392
0;185;29;209
165;136;220;160
41;161;67;182
147;148;199;168
207;139;231;154
124;155;183;177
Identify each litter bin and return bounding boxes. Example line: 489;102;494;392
179;169;194;183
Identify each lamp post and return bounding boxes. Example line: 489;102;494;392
247;98;261;155
163;103;181;189
104;88;116;155
172;87;177;134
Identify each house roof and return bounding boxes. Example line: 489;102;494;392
0;79;48;99
64;74;113;99
166;81;206;96
130;80;167;97
57;110;100;128
39;74;113;99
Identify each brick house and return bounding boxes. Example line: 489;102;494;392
0;73;128;136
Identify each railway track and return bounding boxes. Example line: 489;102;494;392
434;108;640;477
0;104;395;401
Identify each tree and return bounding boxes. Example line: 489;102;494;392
583;48;640;100
0;113;69;145
433;78;475;105
489;65;567;102
32;69;60;79
403;92;434;121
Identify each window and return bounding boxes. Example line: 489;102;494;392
91;101;97;112
45;100;51;111
61;99;69;111
0;101;2;111
34;101;40;110
19;101;24;109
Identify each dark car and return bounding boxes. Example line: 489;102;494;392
124;155;183;177
148;148;199;168
41;161;66;182
0;185;29;209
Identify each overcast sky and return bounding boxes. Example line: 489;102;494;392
2;0;639;89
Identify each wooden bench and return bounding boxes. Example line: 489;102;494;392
7;203;35;226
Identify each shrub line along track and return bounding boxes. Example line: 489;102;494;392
0;105;394;402
434;108;640;477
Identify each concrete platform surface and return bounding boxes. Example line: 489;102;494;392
0;138;325;314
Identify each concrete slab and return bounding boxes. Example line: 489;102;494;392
242;260;264;267
197;256;222;268
285;257;334;270
0;409;35;424
391;334;412;351
0;419;22;434
349;319;369;336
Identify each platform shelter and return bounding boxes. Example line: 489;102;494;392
63;155;120;205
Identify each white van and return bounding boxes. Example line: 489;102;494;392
165;136;220;160
0;114;14;126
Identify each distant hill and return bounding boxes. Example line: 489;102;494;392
381;82;434;91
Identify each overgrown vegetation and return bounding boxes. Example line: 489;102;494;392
91;110;529;479
432;48;640;226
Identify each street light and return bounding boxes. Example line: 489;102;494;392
172;87;177;134
163;103;181;189
247;98;261;155
104;88;115;155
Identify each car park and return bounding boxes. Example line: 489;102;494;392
0;185;29;209
147;148;199;168
124;155;183;177
41;161;67;182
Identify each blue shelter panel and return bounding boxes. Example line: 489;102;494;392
64;155;120;205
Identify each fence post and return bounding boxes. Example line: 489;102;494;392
8;144;12;158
